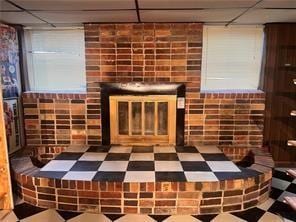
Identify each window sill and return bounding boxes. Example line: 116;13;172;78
24;90;86;94
200;89;264;94
22;91;87;99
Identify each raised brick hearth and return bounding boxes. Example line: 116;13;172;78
11;145;273;215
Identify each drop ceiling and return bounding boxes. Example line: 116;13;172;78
0;0;295;27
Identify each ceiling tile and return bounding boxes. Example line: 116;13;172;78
12;0;135;10
34;11;138;23
235;9;296;24
138;0;257;9
0;11;45;24
0;0;22;11
257;0;296;8
140;9;243;22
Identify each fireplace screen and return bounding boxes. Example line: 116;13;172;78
109;95;176;145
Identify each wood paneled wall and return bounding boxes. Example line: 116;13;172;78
0;90;13;209
263;23;296;163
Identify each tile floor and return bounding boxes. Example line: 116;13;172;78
1;168;296;221
34;145;255;182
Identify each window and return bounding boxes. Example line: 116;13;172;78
25;29;86;91
201;26;264;90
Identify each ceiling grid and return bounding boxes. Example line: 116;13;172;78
0;0;295;26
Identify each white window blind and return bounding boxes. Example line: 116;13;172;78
25;29;86;92
201;26;264;91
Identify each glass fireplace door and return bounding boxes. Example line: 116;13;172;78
109;95;176;145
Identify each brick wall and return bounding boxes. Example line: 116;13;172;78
23;93;87;145
23;23;265;147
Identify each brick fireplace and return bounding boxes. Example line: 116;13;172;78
23;23;265;149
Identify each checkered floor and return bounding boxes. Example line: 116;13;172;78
34;145;260;182
2;168;296;222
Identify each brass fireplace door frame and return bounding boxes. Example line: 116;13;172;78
109;95;177;145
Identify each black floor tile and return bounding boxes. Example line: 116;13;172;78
181;161;211;171
155;172;186;182
215;167;260;180
127;161;155;171
201;153;229;161
286;183;296;194
239;167;261;177
154;153;179;161
273;169;294;182
93;172;125;182
193;214;218;222
87;145;110;152
214;172;247;180
105;153;130;161
13;203;45;220
54;152;83;160
175;146;199;153
34;170;66;179
268;200;296;221
132;146;154;153
104;214;125;221
57;210;82;220
214;169;260;180
70;161;102;171
269;187;284;200
232;207;266;222
149;215;170;222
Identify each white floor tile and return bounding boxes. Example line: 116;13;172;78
65;145;89;153
185;172;218;182
130;153;154;161
154;146;176;153
196;146;222;153
155;161;183;171
79;152;107;161
62;171;96;181
124;171;155;182
211;213;246;222
257;198;275;211
164;215;201;222
0;210;18;222
177;153;204;161
258;212;283;222
68;213;111;222
278;190;296;202
272;178;291;191
98;161;128;171
207;161;241;172
115;214;156;222
20;209;64;222
109;146;132;153
40;160;76;171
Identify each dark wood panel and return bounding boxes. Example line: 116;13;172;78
263;23;296;163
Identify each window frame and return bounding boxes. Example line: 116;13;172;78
23;27;86;92
201;25;264;91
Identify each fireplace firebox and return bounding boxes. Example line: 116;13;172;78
100;83;185;146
